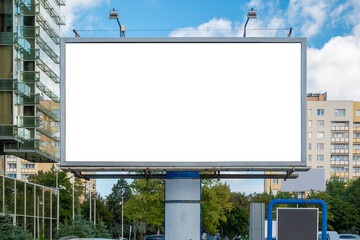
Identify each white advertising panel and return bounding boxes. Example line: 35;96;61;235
61;38;306;169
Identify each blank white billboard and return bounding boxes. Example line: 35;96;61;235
61;38;306;168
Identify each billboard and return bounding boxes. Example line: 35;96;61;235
60;38;306;170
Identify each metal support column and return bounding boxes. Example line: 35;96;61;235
42;188;45;234
14;178;16;225
34;185;36;237
89;182;92;222
24;182;26;230
249;202;265;240
50;190;53;240
165;172;201;240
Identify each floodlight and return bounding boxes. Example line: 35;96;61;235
247;9;257;19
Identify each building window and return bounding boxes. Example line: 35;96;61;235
308;109;312;116
317;132;324;139
355;133;360;139
308;143;312;150
317;166;324;169
317;155;324;162
355;145;360;150
21;164;35;169
8;174;16;178
332;155;349;161
308;155;312;162
317;109;324;116
308;120;312;128
355;122;360;127
273;179;278;184
8;163;16;169
317;143;324;150
21;174;35;179
335;109;346;116
317;120;324;127
308;132;312;139
331;167;347;172
353;155;360;161
356;110;360;117
331;144;349;150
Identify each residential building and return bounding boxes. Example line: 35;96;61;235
265;93;360;194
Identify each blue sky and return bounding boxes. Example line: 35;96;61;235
60;0;360;197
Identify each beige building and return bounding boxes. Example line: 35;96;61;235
265;93;360;194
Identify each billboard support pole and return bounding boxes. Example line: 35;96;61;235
267;199;327;240
165;172;201;240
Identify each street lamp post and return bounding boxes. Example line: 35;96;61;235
243;8;257;37
109;8;125;37
121;196;124;238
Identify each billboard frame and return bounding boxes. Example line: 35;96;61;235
60;37;307;170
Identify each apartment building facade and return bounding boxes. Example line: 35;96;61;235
265;93;360;194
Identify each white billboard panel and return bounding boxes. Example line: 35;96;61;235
61;38;306;169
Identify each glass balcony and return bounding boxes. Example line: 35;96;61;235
0;79;14;91
19;71;40;83
20;139;39;149
22;93;40;105
0;33;16;44
17;26;39;38
19;48;40;61
19;116;40;127
36;58;59;83
37;127;59;141
36;14;60;44
36;81;60;102
16;1;39;15
0;125;18;138
14;81;31;96
38;0;65;25
37;100;60;122
55;0;65;6
36;36;59;64
18;127;31;140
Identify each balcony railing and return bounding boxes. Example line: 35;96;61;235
354;139;360;143
36;36;60;64
353;172;360;177
19;71;40;83
331;149;349;154
19;48;40;61
354;150;360;154
354;127;360;132
0;79;14;91
353;161;360;167
17;127;31;140
331;137;349;143
331;172;349;177
37;127;59;141
36;58;59;83
16;26;40;38
331;126;349;131
19;116;40;127
22;94;41;105
36;81;60;102
37;103;60;122
14;81;31;96
331;160;349;166
36;14;60;44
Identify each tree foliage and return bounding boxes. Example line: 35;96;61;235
201;180;232;234
0;215;33;240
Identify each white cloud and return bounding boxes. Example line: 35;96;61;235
288;0;327;37
60;0;109;36
308;33;360;100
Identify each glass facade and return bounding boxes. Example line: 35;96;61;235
0;0;64;162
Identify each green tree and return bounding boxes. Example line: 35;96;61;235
124;179;165;239
28;165;84;223
219;192;250;238
55;215;111;239
201;181;232;234
0;215;33;240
